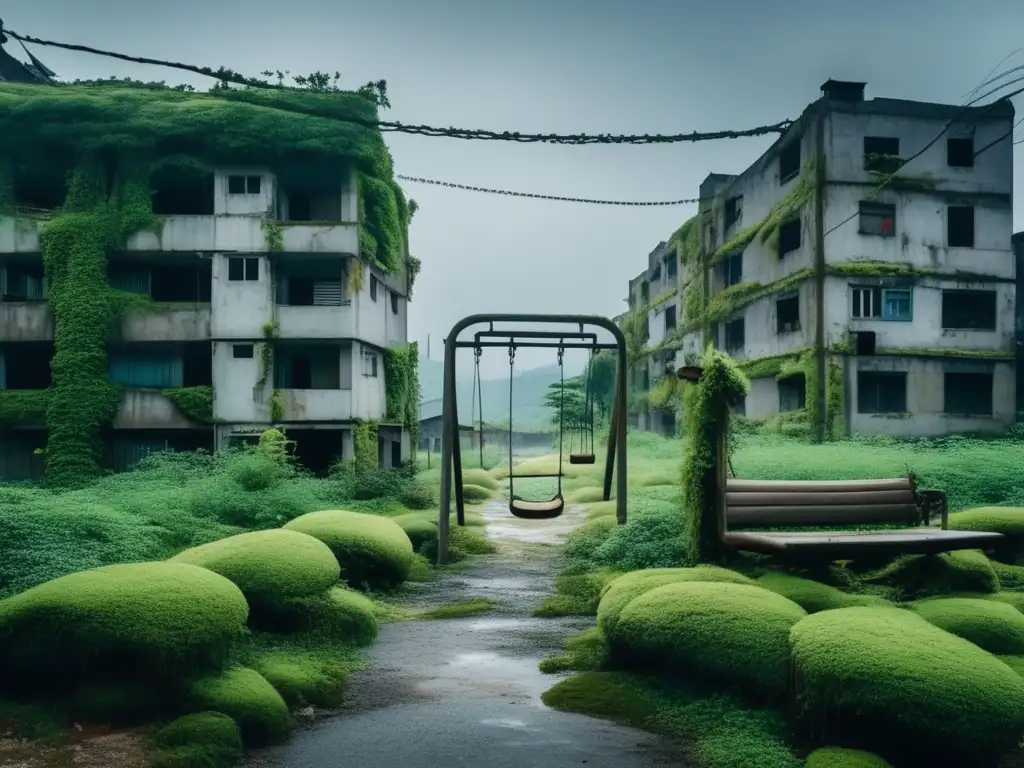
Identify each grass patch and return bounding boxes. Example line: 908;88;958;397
414;597;496;620
538;627;607;673
532;569;623;617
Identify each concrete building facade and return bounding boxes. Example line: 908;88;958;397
625;80;1017;438
0;165;412;478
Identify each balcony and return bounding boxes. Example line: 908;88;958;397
112;389;205;430
0;302;51;342
119;303;211;343
278;389;353;421
276;304;354;339
125;216;359;255
0;217;42;253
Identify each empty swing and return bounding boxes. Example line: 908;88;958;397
569;346;598;465
506;341;565;520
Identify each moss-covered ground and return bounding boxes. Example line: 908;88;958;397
530;428;1024;768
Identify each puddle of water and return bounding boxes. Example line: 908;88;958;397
466;618;527;632
480;718;529;729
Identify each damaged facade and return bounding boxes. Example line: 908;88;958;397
625;80;1017;438
0;167;412;480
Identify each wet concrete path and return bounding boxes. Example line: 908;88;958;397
247;501;685;768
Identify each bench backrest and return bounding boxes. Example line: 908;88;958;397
724;477;920;529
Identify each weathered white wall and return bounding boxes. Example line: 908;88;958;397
113;390;201;429
720;282;816;364
0;302;50;342
353;342;387;419
279;389;353;421
848;357;1015;436
119;305;211;343
210;253;274;339
212;340;268;423
125;216;360;256
0;218;41;253
214;168;275;216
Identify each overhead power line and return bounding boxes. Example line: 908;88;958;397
396;175;701;206
1;26;791;145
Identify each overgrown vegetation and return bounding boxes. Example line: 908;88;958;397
383;341;421;449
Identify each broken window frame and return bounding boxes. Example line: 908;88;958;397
856;371;907;414
724;196;743;230
858;201;896;237
664;304;677;333
943;371;993;416
776;294;800;334
778;375;806;412
940;289;997;330
779;141;801;184
863;136;903;174
946;137;975;168
723;317;745;353
723;253;742;287
390;291;399;315
777;217;801;259
233;344;255;359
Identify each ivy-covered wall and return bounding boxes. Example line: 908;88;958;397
383;341;421;456
0;81;407;486
352;420;379;473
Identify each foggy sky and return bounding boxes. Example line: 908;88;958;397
8;0;1024;379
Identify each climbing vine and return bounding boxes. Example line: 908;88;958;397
261;219;283;253
0;157;13;214
346;258;365;296
352;420;379;472
39;157;159;487
825;355;844;440
163;386;214;423
681;347;748;564
383;341;421;460
0;390;49;427
269;390;285;423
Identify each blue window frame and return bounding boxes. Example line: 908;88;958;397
851;286;912;322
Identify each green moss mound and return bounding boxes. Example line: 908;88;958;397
0;562;248;687
539;627;608;673
392;513;437;551
70;681;161;725
608;581;805;698
948;506;1024;536
187;666;292;746
252;658;347;709
533;569;623;618
909;596;1024;654
170;529;341;609
756;572;889;613
461;484;492;503
150;712;243;768
789;606;1024;761
597;566;755;638
461;468;500;491
985;591;1024;612
865;549;998;598
805;747;893;768
283;509;414;589
254;587;379;646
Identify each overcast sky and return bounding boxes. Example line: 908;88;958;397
8;0;1024;379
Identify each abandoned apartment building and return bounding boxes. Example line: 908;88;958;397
625;79;1018;438
0;164;411;480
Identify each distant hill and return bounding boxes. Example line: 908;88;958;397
419;355;575;431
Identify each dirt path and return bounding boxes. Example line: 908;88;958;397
246;500;686;768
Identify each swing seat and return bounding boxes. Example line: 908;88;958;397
569;453;596;465
509;496;565;520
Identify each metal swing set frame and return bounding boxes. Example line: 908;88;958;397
436;314;629;565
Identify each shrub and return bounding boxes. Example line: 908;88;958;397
461;484;492;503
597;567;754;638
170;529;341;610
608;581;805;699
789;606;1024;762
150;712;243;768
756;572;889;613
400;480;437;510
805;748;893;768
252;657;347;709
0;562;248;689
909;597;1024;654
284;509;414;590
187;666;292;745
586;492;691;571
252;587;379;646
864;549;998;598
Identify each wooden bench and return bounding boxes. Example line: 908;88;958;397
720;476;1004;560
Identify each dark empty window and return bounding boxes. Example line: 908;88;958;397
947;137;975;168
288;192;312;222
732;397;746;417
233;344;254;359
723;254;742;287
641;282;649;305
2;262;45;301
370;276;378;301
778;218;801;258
779;141;801;183
228;257;259;281
390;291;399;315
227;175;261;195
724;196;743;229
666;257;677;279
948;206;975;248
150;264;211;302
724;318;745;352
944;372;993;416
776;295;800;334
651;262;662;283
778;376;806;412
665;305;677;332
859;202;896;237
864;137;902;173
857;371;907;413
941;289;997;330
